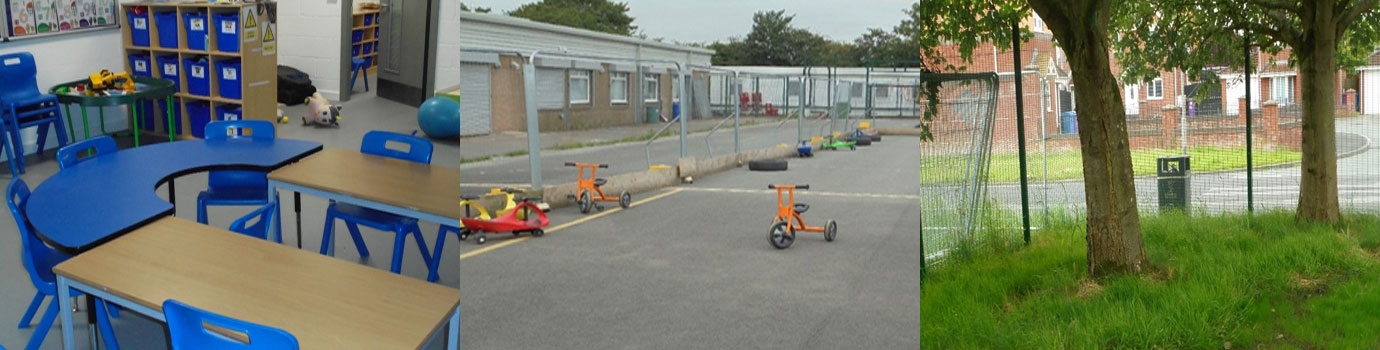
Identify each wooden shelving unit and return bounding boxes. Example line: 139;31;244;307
352;10;380;74
120;2;277;138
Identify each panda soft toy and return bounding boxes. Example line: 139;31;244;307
302;92;342;127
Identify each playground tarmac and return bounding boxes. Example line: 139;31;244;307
445;137;925;349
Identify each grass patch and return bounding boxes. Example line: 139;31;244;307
921;211;1380;348
920;146;1301;183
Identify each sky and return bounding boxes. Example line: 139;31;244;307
464;0;919;44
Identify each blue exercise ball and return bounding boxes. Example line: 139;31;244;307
418;97;461;138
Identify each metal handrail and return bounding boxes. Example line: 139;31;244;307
703;114;734;157
644;118;682;168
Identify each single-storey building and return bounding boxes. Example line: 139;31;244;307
432;12;714;136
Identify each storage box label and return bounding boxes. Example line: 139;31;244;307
163;63;176;76
191;66;205;78
220;19;234;34
190;18;203;31
132;17;145;29
222;67;237;80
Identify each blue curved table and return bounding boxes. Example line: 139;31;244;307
28;138;322;254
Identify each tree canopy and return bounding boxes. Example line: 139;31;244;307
710;10;866;66
508;0;637;36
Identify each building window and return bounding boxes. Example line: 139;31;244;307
1031;13;1043;32
569;70;591;104
1147;78;1164;100
644;74;660;103
850;84;864;98
1272;76;1294;104
788;80;803;97
610;73;629;104
671;76;681;102
873;85;889;98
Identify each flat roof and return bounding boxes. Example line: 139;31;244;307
459;12;716;56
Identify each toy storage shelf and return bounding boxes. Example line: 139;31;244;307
352;9;380;74
121;2;276;139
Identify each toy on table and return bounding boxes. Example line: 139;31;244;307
302;92;341;126
765;184;837;249
87;69;135;92
796;140;813;157
565;162;632;214
456;190;549;245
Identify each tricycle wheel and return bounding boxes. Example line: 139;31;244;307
619;191;632;208
849;145;855;151
458;230;470;241
512;231;521;237
825;220;837;242
475;232;487;245
578;190;593;214
769;221;794;249
532;229;545;237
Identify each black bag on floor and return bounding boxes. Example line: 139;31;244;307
278;65;317;105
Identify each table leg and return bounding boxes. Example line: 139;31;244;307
295;192;303;249
57;276;76;350
63;104;75;141
168;179;175;210
166;96;175;142
85;294;98;349
98;106;108;135
131;100;141;147
267;182;280;244
449;306;460;350
80;106;91;142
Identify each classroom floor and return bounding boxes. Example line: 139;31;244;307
0;81;460;349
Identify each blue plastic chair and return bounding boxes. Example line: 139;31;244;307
0;52;70;174
197;121;280;238
228;202;277;241
321;131;434;274
349;57;371;92
163;299;298;350
56;136;118;170
0;117;18;177
9;179;119;350
427;225;463;282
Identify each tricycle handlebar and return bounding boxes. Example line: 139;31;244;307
564;162;577;166
767;184;809;190
564;162;610;168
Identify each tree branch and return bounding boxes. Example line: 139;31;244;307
1245;0;1302;14
1336;0;1380;31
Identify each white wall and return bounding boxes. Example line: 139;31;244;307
276;0;344;99
0;28;129;155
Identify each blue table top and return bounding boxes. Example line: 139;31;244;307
27;138;322;253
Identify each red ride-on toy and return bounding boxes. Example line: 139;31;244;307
457;193;549;245
767;184;837;249
565;162;632;214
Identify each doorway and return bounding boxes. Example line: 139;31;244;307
373;0;439;106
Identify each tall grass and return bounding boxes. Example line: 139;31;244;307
919;146;1302;183
921;211;1380;348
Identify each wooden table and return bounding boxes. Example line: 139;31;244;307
53;217;461;350
265;148;462;251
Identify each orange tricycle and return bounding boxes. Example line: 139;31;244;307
565;162;631;214
767;184;837;249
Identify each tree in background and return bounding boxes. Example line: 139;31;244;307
710;10;862;66
460;3;491;13
508;0;636;36
1114;0;1380;224
901;0;1147;276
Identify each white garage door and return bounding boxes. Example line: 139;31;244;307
459;63;492;136
1364;70;1380;115
536;68;566;110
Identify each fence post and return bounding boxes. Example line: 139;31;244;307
1012;22;1031;245
1244;38;1254;214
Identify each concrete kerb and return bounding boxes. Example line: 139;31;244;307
539;141;818;208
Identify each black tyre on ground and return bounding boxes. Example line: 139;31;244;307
619;191;632;208
854;137;872;146
769;221;794;249
457;228;471;241
825;220;837;242
578;191;593;214
474;231;487;245
870;134;881;142
747;158;788;171
532;229;544;237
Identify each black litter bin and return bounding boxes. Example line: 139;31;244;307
1157;155;1191;211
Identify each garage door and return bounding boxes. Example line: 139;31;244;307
1364;71;1380;115
459;63;492;136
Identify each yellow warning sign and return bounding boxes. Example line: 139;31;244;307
262;25;275;42
243;10;257;29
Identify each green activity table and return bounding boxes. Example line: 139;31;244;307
49;76;178;147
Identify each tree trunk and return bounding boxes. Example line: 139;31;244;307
1032;0;1146;276
1295;3;1341;224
